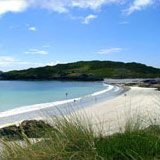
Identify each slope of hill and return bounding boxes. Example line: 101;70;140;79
1;61;160;81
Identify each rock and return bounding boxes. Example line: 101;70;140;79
0;125;22;139
20;120;52;138
0;120;52;140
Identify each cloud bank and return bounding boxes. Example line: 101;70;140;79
0;56;63;71
0;0;156;16
0;0;122;15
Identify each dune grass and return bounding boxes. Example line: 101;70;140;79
1;115;160;160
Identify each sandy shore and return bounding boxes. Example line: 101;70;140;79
70;87;160;135
0;86;159;135
0;84;123;128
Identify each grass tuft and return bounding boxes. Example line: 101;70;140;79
1;116;160;160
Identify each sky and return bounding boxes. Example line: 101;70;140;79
0;0;160;71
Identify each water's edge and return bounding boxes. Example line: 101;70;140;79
0;83;125;127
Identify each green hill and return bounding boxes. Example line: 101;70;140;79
1;61;160;81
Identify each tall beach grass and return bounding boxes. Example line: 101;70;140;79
1;113;160;160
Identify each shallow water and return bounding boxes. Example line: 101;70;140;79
0;80;106;112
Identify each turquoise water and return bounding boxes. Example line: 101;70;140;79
0;81;106;112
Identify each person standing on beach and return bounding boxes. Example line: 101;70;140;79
65;92;68;99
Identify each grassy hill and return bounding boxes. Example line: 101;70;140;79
1;61;160;81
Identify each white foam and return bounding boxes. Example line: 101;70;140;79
113;86;120;92
0;98;80;118
0;84;119;118
91;85;114;96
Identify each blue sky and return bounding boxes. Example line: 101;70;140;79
0;0;160;71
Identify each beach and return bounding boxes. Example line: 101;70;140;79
0;85;159;154
0;83;122;128
0;85;159;134
70;86;160;135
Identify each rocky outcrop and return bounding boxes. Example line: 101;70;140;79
0;125;21;139
0;120;52;140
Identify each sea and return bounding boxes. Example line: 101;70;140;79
0;80;123;126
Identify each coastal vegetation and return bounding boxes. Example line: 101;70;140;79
1;117;160;159
1;61;160;81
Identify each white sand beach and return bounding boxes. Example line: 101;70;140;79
0;86;159;135
71;87;160;135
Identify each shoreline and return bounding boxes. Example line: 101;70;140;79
0;83;124;128
71;86;159;135
1;85;159;135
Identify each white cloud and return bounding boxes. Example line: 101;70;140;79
0;0;156;17
30;0;124;13
97;47;123;55
25;49;48;55
0;56;16;64
0;56;27;68
0;0;28;15
28;26;37;32
0;0;124;15
70;0;123;10
125;0;154;15
82;14;97;24
0;56;65;71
